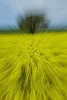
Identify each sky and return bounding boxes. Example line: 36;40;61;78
0;0;67;28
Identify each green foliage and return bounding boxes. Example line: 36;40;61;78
18;13;48;34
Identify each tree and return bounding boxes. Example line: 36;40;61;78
18;13;48;34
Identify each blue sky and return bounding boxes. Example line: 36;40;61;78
0;0;67;28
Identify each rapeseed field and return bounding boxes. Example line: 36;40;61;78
0;32;67;100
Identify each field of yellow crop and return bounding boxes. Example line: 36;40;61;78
0;32;67;100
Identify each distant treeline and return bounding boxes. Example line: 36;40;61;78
0;29;19;34
0;29;67;34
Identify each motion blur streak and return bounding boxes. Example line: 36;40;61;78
0;32;67;100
